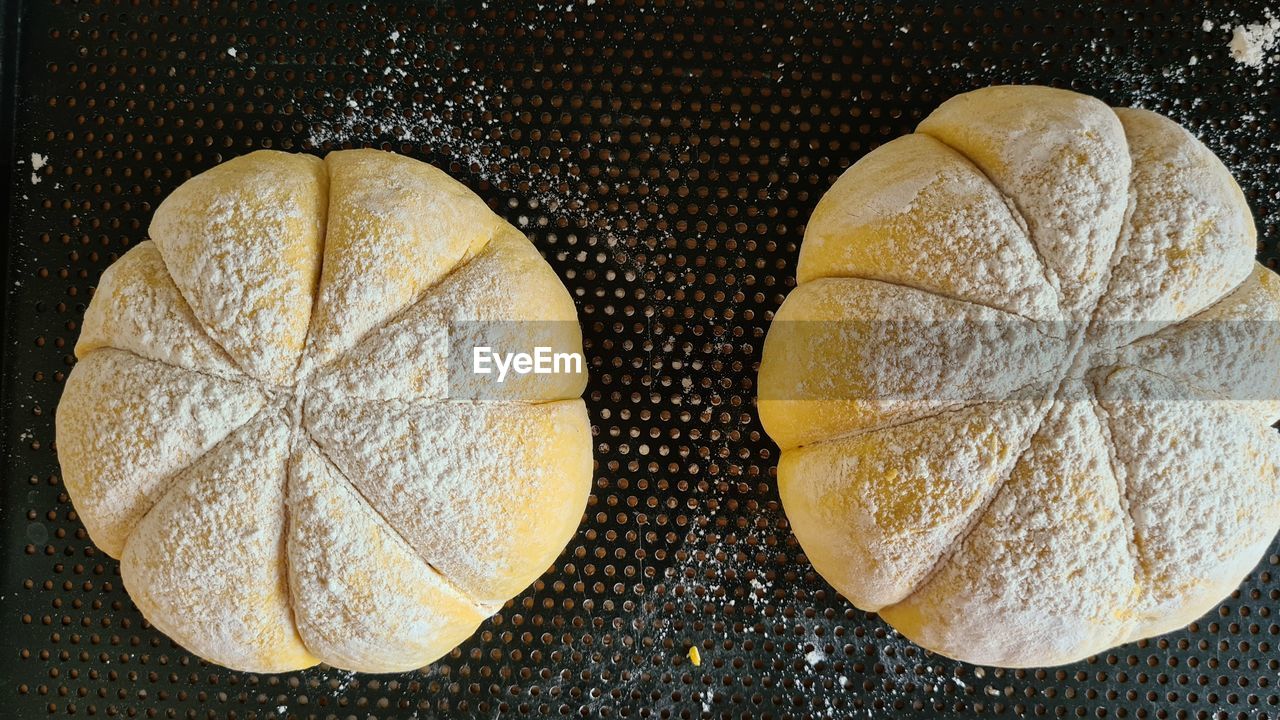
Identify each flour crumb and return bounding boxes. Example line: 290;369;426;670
1203;19;1215;32
805;648;826;667
1228;12;1280;68
227;47;237;58
29;152;47;184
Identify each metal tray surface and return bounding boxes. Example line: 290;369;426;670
2;1;1279;718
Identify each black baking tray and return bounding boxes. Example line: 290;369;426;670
3;1;1279;718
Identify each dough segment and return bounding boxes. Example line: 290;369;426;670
303;395;593;608
149;151;327;385
287;440;486;673
303;149;501;370
120;411;316;673
1121;264;1280;424
758;276;1068;450
797;133;1058;321
918;85;1131;318
1091;108;1256;349
75;241;244;379
879;389;1137;668
778;395;1047;611
1092;366;1280;641
310;224;586;404
55;348;268;557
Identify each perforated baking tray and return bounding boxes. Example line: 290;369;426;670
4;1;1280;718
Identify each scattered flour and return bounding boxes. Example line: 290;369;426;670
1227;11;1280;68
305;31;493;148
29;152;47;184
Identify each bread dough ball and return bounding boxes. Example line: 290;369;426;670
56;149;592;673
759;85;1280;667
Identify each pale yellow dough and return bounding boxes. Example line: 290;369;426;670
759;85;1280;667
56;149;591;673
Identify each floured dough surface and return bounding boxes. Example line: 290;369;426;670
759;85;1280;667
56;149;591;674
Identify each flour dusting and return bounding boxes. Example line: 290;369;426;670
29;152;47;184
1228;11;1280;68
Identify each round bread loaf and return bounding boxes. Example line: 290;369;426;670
55;149;592;673
758;85;1280;667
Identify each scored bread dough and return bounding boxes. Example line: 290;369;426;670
56;149;591;673
148;151;328;386
286;441;486;673
309;224;585;404
759;85;1280;667
121;410;315;672
304;395;593;607
756;277;1068;449
56;349;268;557
879;385;1137;667
778;394;1047;612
